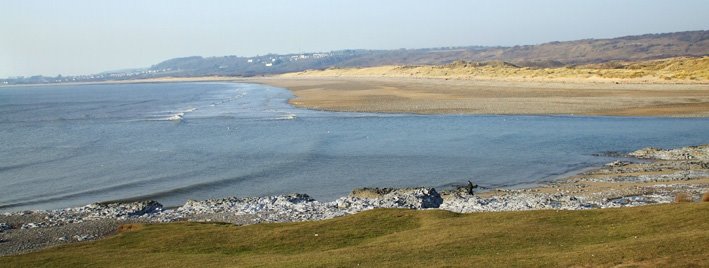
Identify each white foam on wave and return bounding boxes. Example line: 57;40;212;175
146;107;198;122
273;113;297;120
209;92;247;108
166;112;184;121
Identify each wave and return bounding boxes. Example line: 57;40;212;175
2;138;330;210
274;113;297;120
146;107;198;122
108;151;325;203
166;112;185;121
208;92;247;107
0;167;221;210
142;89;252;122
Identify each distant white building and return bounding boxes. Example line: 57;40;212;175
265;63;273;67
247;59;253;63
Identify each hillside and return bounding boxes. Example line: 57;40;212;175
3;203;708;267
3;30;707;85
147;30;708;77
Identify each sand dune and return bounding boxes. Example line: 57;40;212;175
248;57;709;117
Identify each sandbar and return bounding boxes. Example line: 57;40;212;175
249;76;709;117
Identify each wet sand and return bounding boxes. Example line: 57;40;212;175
249;77;709;117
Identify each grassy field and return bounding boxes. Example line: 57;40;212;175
3;203;708;267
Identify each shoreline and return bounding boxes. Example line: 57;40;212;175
1;144;707;256
4;76;709;117
0;76;240;88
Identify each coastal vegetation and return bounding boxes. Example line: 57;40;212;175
3;203;708;267
284;56;709;82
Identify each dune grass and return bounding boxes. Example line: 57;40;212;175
285;56;709;82
3;203;708;267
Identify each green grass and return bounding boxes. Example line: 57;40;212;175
3;203;708;267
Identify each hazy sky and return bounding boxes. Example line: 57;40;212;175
1;0;707;77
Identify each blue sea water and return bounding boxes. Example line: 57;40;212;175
1;82;708;211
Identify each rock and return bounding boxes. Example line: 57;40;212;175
171;193;339;223
338;187;443;210
21;222;39;229
592;151;628;157
73;234;95;241
0;222;10;232
605;160;631;167
630;145;709;160
4;181;699;228
82;200;163;218
577;170;709;183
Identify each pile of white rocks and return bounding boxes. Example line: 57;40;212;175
334;187;443;210
155;188;444;223
630;145;709;161
165;193;339;223
70;200;163;220
2;200;165;230
3;183;703;229
440;192;593;213
572;169;709;183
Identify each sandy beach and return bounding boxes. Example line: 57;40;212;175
9;67;708;117
248;76;709;117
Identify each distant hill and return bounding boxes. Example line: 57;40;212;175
489;31;709;67
145;30;708;77
3;30;707;84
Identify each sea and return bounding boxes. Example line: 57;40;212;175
1;82;708;211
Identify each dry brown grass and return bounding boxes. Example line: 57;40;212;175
674;192;693;203
117;223;143;233
283;56;709;83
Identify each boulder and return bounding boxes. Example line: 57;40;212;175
0;222;10;232
82;200;163;218
337;187;443;209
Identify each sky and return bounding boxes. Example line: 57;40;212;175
1;0;708;77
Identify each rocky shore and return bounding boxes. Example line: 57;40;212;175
1;144;707;256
